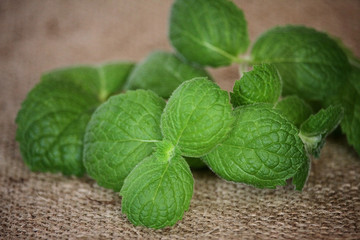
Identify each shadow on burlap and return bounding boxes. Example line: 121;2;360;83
0;1;359;239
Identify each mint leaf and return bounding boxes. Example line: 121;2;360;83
275;95;313;128
41;62;134;101
185;157;206;169
124;51;212;98
202;104;307;189
83;90;165;191
338;67;360;155
251;26;351;102
169;0;249;67
329;35;360;68
161;78;234;157
299;105;344;157
15;63;134;176
292;157;310;191
231;64;282;107
121;141;193;229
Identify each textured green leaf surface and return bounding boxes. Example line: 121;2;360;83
169;0;249;67
275;95;313;128
231;64;282;107
299;105;343;157
121;141;194;229
15;63;134;176
124;51;211;98
292;157;310;191
338;67;360;155
83;90;165;191
251;26;351;102
203;104;307;189
161;78;234;157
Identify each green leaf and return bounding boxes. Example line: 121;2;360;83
185;157;207;169
231;64;282;107
251;25;351;102
275;95;313;128
121;141;194;229
335;67;360;155
15;63;134;176
83;90;166;191
299;105;344;157
329;35;360;68
41;62;134;101
292;157;310;191
169;0;249;67
202;104;308;189
124;51;212;98
161;78;234;157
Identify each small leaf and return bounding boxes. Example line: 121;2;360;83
161;78;234;157
231;64;282;107
15;63;134;176
292;157;310;191
169;0;249;67
83;90;165;191
275;95;313;128
121;141;194;229
251;25;351;102
299;105;344;157
202;104;308;189
124;51;212;98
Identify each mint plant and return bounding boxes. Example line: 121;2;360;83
16;0;357;229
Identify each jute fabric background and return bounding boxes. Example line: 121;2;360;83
1;1;359;239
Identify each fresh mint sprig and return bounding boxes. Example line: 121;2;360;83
15;0;357;230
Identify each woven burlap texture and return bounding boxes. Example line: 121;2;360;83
1;0;359;239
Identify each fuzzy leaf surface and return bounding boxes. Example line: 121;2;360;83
203;104;307;189
121;141;193;229
161;78;234;157
231;64;282;107
83;90;165;191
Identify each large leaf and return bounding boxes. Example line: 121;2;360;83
121;141;193;229
15;63;134;176
124;51;211;98
161;78;234;157
202;104;308;189
251;26;351;102
169;0;249;67
83;90;166;191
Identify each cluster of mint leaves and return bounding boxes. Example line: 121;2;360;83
15;0;358;229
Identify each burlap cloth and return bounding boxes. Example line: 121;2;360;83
1;1;359;239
